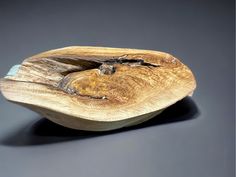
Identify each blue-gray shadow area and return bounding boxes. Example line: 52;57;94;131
0;96;200;146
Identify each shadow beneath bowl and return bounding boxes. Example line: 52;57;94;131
0;96;200;146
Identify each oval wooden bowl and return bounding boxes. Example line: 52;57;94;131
0;46;196;131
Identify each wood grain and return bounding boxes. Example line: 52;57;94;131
0;46;196;131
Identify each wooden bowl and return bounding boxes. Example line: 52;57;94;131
0;46;196;131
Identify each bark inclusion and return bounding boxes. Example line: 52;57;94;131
58;57;159;100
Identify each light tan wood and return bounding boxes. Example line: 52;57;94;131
0;46;196;131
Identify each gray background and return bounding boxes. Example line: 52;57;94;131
0;0;234;177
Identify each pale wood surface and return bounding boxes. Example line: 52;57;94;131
0;46;196;131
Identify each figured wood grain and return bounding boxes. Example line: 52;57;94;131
0;46;196;131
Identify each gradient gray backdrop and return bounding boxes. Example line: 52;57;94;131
0;0;234;177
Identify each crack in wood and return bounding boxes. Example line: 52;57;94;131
102;58;159;67
44;56;159;76
51;56;160;99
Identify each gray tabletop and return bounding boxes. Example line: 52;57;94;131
0;0;234;177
